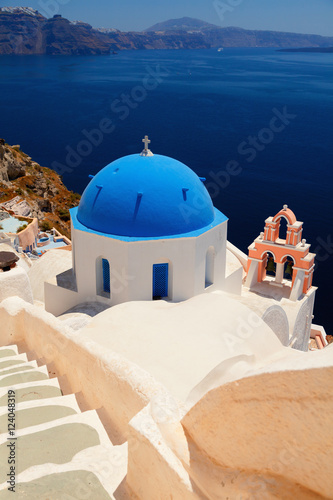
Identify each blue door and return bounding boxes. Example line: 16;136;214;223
153;264;169;298
102;259;110;294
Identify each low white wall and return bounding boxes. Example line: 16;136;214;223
311;324;328;346
290;289;316;351
262;305;290;346
0;267;33;304
224;267;243;295
28;249;73;302
44;281;83;317
127;406;201;500
227;240;248;270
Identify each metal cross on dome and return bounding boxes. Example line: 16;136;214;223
140;135;154;157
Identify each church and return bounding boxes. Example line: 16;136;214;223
45;137;233;313
43;136;322;352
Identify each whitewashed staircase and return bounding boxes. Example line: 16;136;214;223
0;345;128;499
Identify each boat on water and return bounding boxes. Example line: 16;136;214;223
218;48;223;52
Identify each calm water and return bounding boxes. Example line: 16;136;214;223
0;48;332;331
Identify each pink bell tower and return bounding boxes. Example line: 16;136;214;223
245;206;316;301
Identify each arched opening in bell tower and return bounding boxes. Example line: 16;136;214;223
265;252;276;277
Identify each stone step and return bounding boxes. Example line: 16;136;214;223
0;394;81;435
1;393;80;413
0;360;38;378
0;353;29;371
0;365;49;389
0;470;115;499
0;366;49;389
0;346;18;358
0;346;128;498
0;408;111;444
1;443;129;500
0;378;62;407
0;410;117;487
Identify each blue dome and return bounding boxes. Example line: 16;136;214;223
77;154;216;238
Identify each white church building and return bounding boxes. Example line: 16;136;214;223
44;137;239;315
43;136;323;352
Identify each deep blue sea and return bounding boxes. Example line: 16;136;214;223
0;48;332;331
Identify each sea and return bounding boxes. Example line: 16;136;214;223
0;48;332;332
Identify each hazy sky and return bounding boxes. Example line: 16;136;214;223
3;0;333;35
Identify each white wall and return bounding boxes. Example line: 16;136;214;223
127;406;200;500
0;266;33;304
46;220;228;316
227;240;248;270
44;281;83;317
262;305;290;346
224;267;243;295
29;249;73;302
290;290;316;351
73;229;129;306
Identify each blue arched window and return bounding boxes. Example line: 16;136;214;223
102;259;110;294
97;257;111;298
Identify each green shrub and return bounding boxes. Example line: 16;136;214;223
40;220;52;232
58;209;70;222
16;224;27;233
70;192;81;204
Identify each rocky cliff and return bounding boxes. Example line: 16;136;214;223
0;8;209;54
0;8;110;55
146;16;218;32
107;30;209;51
0;139;80;238
1;10;333;55
43;16;111;55
201;26;333;48
0;7;45;54
146;18;333;48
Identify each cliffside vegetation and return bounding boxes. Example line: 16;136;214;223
0;139;80;239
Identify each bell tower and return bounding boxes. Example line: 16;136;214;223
245;206;315;301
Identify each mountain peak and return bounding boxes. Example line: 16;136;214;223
145;17;219;32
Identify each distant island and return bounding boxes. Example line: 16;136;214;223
1;9;333;55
